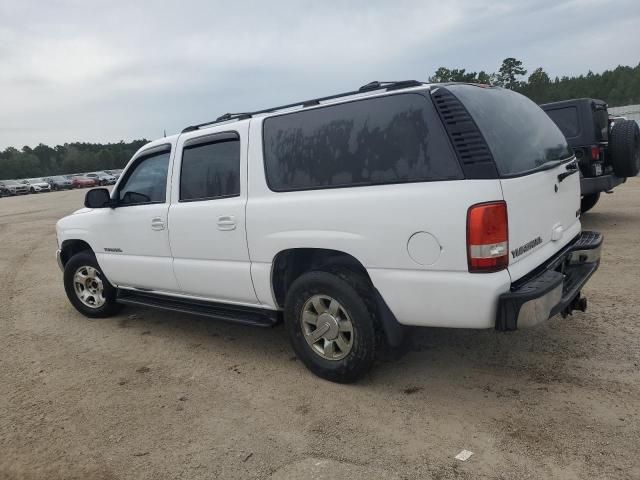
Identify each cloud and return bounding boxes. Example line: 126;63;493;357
0;0;638;148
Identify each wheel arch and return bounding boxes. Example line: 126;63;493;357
270;248;370;308
60;239;94;267
270;248;405;347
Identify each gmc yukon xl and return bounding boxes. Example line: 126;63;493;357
56;81;602;382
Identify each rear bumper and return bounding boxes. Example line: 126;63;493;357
581;174;625;195
496;231;602;331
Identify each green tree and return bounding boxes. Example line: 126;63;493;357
429;67;494;84
496;57;527;90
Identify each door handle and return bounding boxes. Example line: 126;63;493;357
217;215;236;231
151;217;165;231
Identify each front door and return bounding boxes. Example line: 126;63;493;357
93;145;180;292
168;124;258;305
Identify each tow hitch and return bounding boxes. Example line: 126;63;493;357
562;293;587;318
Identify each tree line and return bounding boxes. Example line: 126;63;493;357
0;140;148;180
2;60;638;180
429;59;640;106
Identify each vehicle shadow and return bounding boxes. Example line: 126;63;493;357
113;304;599;390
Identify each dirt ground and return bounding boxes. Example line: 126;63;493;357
1;180;639;480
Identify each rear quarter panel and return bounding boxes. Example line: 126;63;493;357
246;117;510;327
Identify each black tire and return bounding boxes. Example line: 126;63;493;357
284;270;377;383
52;185;58;191
30;187;36;194
63;250;122;318
610;119;640;177
581;193;600;214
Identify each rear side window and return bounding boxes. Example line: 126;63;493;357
448;85;573;176
263;93;462;191
545;107;580;138
180;136;240;201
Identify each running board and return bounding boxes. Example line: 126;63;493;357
116;290;279;327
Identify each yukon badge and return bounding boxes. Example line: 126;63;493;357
511;237;542;259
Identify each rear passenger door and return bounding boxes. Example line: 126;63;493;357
168;123;258;305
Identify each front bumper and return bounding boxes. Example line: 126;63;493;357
496;231;602;331
56;249;64;271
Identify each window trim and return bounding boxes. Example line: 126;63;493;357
114;144;172;208
178;131;241;203
261;91;463;193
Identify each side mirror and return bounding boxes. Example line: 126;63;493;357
84;188;112;208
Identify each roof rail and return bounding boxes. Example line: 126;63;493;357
181;80;425;133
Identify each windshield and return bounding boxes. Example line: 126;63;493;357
4;180;19;185
28;178;44;182
446;85;573;176
51;176;66;181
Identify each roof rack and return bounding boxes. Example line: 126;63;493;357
181;80;424;133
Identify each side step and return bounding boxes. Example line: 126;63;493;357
116;289;279;327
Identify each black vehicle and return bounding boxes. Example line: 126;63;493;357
46;175;74;191
541;98;640;212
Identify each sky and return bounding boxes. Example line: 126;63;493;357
1;0;639;149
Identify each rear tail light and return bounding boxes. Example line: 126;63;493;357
467;201;508;273
590;145;600;160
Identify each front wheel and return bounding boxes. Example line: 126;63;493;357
581;193;600;214
63;251;122;318
284;270;377;383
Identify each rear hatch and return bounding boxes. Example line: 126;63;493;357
447;85;581;281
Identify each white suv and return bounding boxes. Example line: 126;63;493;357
55;81;602;382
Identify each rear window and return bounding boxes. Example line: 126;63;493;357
545;107;580;138
263;93;462;191
180;137;240;201
447;86;573;176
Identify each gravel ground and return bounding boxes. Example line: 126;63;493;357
1;181;639;479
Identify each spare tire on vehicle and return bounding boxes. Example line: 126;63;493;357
609;119;640;177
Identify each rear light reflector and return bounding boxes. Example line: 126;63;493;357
467;201;508;273
590;145;600;160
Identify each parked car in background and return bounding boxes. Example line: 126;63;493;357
85;171;117;186
46;176;74;191
21;178;52;193
105;169;123;179
541;98;640;213
0;180;30;195
70;175;97;188
0;183;9;197
56;81;602;382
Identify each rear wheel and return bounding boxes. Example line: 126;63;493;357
284;270;377;383
610;119;640;177
580;193;600;214
63;251;122;318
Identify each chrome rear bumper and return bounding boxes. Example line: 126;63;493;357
496;231;602;331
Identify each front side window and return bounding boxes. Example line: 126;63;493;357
117;151;170;206
180;137;240;201
263;93;462;191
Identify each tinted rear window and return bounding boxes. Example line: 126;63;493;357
448;86;573;176
263;93;462;191
545;107;580;138
180;138;240;201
